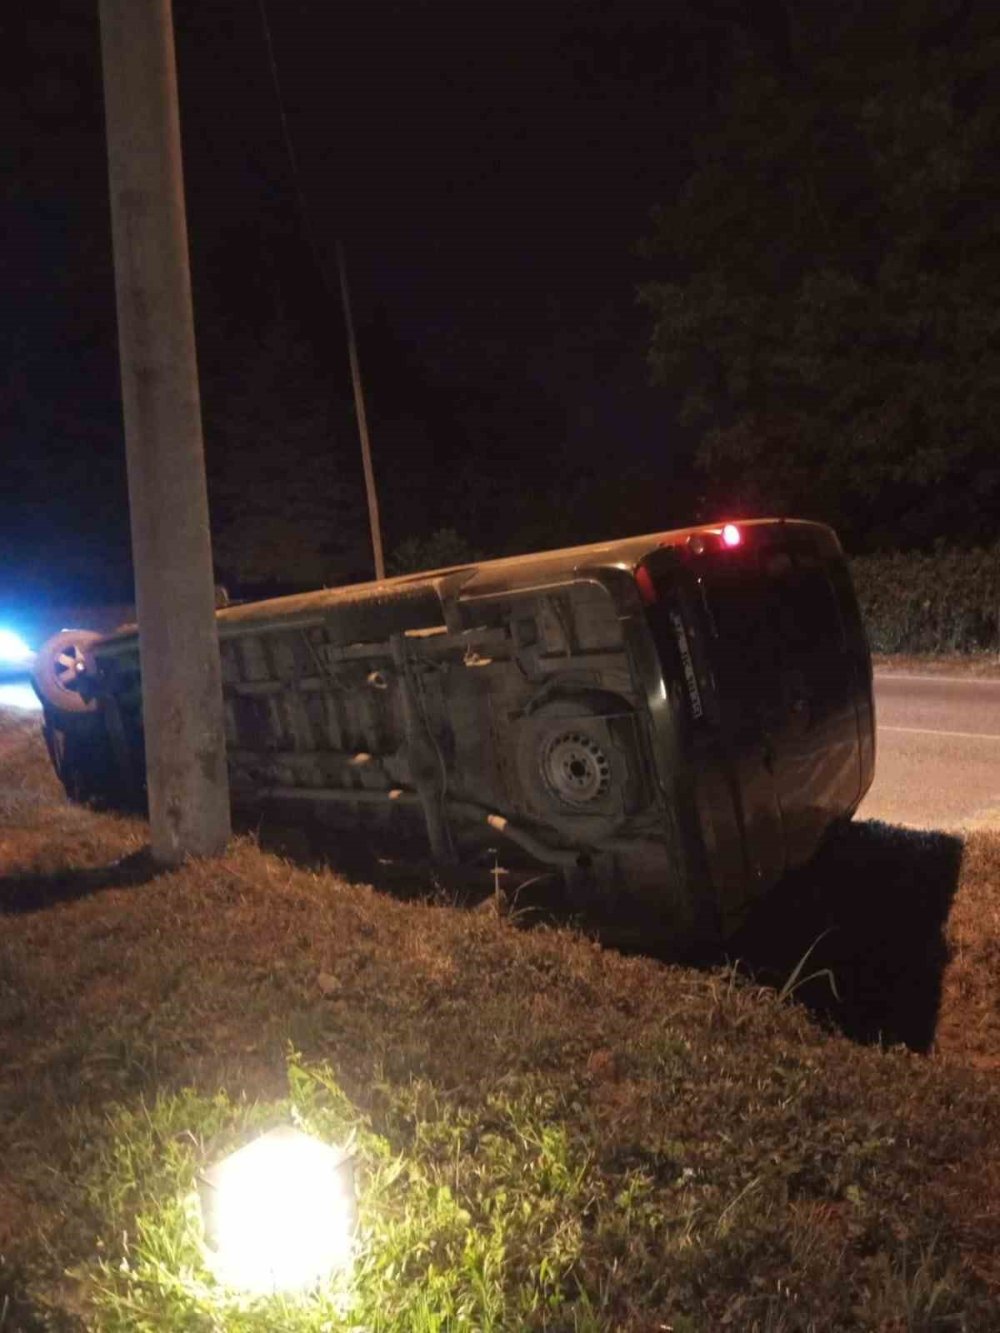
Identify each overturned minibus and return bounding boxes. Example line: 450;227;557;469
32;519;874;949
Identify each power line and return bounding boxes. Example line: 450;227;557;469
255;0;385;580
254;0;329;294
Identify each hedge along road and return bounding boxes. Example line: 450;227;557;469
859;672;1000;830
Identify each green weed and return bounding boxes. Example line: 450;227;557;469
71;1053;611;1331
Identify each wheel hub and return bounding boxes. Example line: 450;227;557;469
540;730;612;806
54;646;88;692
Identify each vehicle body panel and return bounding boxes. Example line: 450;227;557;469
33;519;875;948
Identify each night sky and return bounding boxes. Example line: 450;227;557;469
3;1;790;634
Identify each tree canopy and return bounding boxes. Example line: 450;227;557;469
640;0;1000;551
201;315;371;589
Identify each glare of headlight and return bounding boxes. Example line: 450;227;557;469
198;1126;357;1295
0;683;42;711
0;629;33;666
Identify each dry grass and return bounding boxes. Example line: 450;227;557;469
2;707;1000;1329
933;833;1000;1071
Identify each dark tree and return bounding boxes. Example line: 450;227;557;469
201;314;371;589
641;0;1000;550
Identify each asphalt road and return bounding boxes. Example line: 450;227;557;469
859;672;1000;831
1;666;996;832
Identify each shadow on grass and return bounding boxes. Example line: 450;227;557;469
0;1267;55;1333
0;849;162;915
715;819;964;1052
244;810;965;1053
246;809;560;913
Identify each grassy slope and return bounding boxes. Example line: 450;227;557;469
2;709;1000;1330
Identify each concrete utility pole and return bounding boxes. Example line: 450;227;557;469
99;0;231;864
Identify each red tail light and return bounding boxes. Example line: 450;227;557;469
721;523;742;548
635;564;658;604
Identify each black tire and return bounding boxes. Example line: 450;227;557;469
43;714;123;807
31;629;103;715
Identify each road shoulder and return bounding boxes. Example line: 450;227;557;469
873;652;1000;680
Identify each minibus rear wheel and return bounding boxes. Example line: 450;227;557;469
515;693;636;830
